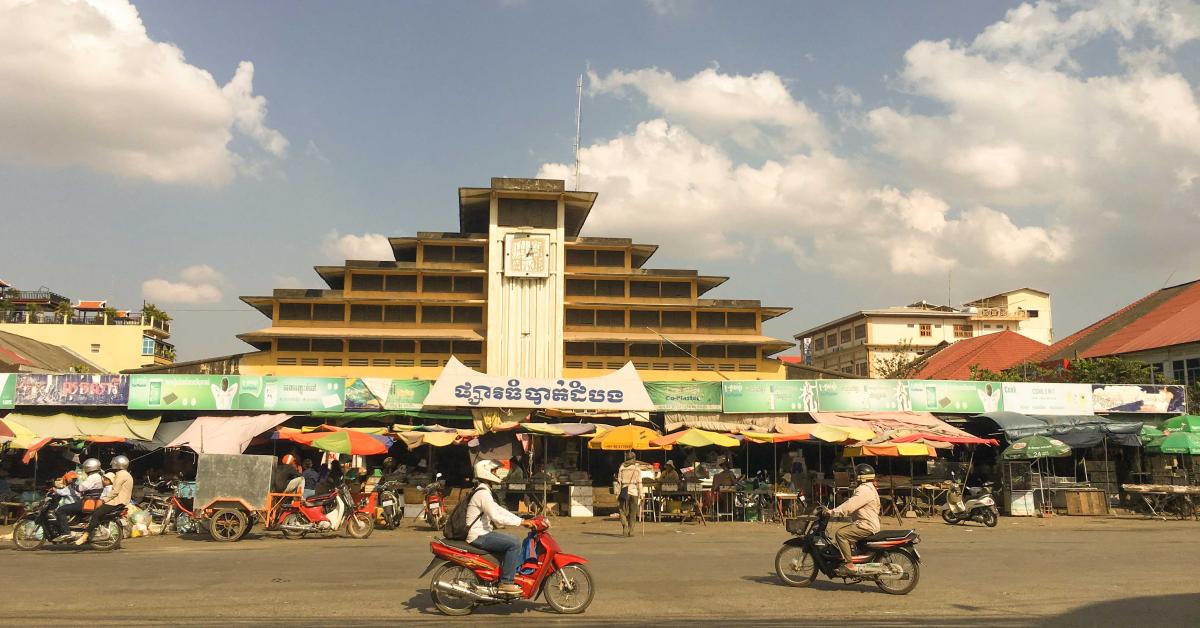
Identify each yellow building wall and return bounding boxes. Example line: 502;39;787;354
0;323;157;372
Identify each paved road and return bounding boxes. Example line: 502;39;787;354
2;515;1198;626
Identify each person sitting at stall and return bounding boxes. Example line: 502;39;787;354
684;462;709;481
272;454;303;494
506;462;526;483
660;460;681;484
77;455;132;545
301;459;320;498
466;460;535;595
711;462;736;490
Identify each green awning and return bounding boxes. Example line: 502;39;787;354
3;412;161;441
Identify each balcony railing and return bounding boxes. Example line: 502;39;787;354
0;310;170;333
969;307;1028;320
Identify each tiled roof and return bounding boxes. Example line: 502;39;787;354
0;330;105;372
1032;280;1200;362
914;331;1047;380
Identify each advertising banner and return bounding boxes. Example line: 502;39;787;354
1091;384;1185;414
129;375;344;411
814;379;915;412
721;380;818;413
645;381;722;412
1001;382;1093;416
0;374;14;409
905;380;1003;414
345;378;430;411
424;357;654;410
14;374;129;406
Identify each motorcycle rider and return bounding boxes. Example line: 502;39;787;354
466;459;535;595
51;469;91;542
78;455;133;545
824;463;880;574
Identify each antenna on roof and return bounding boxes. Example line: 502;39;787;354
573;74;583;191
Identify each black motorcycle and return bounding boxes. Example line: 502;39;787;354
775;510;921;595
11;491;125;552
374;480;405;530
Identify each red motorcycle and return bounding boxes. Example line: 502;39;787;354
422;515;594;615
419;475;446;530
275;483;374;539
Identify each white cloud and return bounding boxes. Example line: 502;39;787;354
321;231;393;261
142;266;224;304
0;0;287;186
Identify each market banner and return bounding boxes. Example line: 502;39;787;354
1001;382;1093;416
128;375;344;411
644;381;722;411
15;374;129;406
1091;384;1185;414
0;373;14;409
345;378;430;410
721;380;818;413
906;380;1003;414
424;357;654;410
814;379;915;412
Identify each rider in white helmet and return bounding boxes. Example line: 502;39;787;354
466;459;534;595
78;455;133;545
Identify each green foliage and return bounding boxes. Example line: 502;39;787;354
54;300;74;321
873;339;924;379
142;303;171;322
970;357;1164;385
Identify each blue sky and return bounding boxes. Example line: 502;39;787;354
2;0;1199;360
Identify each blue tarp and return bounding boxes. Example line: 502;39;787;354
977;411;1142;447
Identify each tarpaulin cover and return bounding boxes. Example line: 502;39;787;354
165;414;290;454
776;422;875;443
844;443;937;458
812;411;974;439
978;411;1142;447
651;428;740;448
4;412;161;441
664;412;787;433
144;419;195;448
469;431;518;460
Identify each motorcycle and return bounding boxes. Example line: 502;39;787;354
419;475;447;531
775;509;921;595
375;480;405;530
276;482;374;539
11;491;125;552
423;515;594;616
942;481;998;527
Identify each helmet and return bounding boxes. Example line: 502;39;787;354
473;459;508;484
63;471;78;483
82;458;102;474
280;454;297;466
854;463;876;482
110;455;130;471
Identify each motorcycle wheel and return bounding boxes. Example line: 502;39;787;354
775;545;817;587
875;550;920;595
981;509;998;528
346;512;374;539
544;564;595;614
941;510;960;525
209;508;248;542
280;513;307;540
12;518;46;551
90;522;123;552
430;563;479;616
433;512;447;531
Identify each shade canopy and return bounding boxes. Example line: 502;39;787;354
889;432;999;446
166;415;290;454
844;443;937;458
0;418;15;440
1146;431;1200;455
587;425;666;450
1000;435;1072;460
1139;424;1165;443
651;428;740;449
776;422;874;443
284;427;392;455
979;411;1142;447
1160;415;1200;433
4;412;161;442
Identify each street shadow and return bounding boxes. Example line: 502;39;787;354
741;572;882;594
580;531;626;538
1033;593;1200;627
403;589;558;617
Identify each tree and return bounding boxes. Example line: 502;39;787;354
25;302;42;322
142;303;171;323
101;306;119;324
54;300;74;323
873;339;924;379
971;356;1163;385
0;296;13;322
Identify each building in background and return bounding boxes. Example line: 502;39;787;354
1033;279;1200;385
0;283;173;372
794;288;1051;377
164;178;792;380
0;330;106;373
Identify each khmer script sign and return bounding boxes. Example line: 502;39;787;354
424;357;654;411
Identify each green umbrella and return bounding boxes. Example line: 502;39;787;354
1146;431;1200;455
1160;415;1200;433
1139;424;1165;444
1000;435;1072;460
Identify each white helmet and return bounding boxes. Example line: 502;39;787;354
110;455;130;470
473;459;508;484
82;458;102;474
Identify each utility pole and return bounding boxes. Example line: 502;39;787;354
574;74;583;191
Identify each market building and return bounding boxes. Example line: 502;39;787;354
794;288;1052;377
0;283;173;372
189;178;791;380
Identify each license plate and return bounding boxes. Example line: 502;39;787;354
381;500;395;507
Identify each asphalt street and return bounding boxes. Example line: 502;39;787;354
2;515;1198;626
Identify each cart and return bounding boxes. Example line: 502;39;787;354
193;453;298;542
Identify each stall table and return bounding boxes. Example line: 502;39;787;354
1123;484;1199;520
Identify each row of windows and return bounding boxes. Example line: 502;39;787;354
422;244;485;264
565;248;625;268
565;342;758;359
348;273;483;294
565;308;759;330
279;303;483;324
276;339;483;354
811;323;867;351
565;279;692;299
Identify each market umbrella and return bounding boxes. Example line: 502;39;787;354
843;443;937;458
587;425;666;450
739;432;813;444
0;418;15;441
777;423;874;443
1000;435;1071;460
1160;415;1200;433
651;428;740;449
286;429;392;455
1139;424;1165;443
1146;431;1200;455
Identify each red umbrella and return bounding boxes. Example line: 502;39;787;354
281;428;391;455
0;418;15;440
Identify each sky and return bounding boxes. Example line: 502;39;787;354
2;0;1199;361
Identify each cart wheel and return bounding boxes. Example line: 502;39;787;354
209;509;248;542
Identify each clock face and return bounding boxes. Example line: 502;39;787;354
504;233;550;277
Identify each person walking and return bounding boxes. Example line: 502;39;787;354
616;451;643;537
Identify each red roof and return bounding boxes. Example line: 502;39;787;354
914;331;1046;380
778;356;803;364
76;300;106;310
1033;280;1200;362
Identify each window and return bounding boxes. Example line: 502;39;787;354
826;333;837;348
630;281;658;297
697;345;726;358
310;339;343;353
423;276;453;292
565;279;592;296
385;275;417;292
497;198;557;228
727;345;756;359
455;246;484;263
142;336;155;356
277;338;309;352
1027;309;1039;318
566;342;593;356
453;306;483;324
349;339;381;353
312;304;344;321
840;329;851;344
841;366;854;374
596;342;625;356
629;343;660;357
595;250;625;267
452;341;482;354
854;324;866;340
382;340;415;353
813;337;824;351
566;309;594;326
352;274;384;291
855;362;869;376
565;249;593;266
630;310;660;327
697;312;725;328
423;245;453;263
423;306;452;323
422;340;452;354
727;312;756;329
919;323;932;337
384;305;416;323
954;324;973;339
661;310;690;328
661;343;692;358
453;276;484;293
350;304;383;322
660;282;690;298
596;309;625;327
278;303;310;320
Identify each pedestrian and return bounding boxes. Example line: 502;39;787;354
616;451;643;537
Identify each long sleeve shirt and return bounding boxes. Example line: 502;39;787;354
465;483;523;544
617;462;644;497
104;470;134;506
77;473;105;498
830;482;880;533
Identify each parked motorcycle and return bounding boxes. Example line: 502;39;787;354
276;482;374;539
775;510;921;595
375;480;405;530
423;515;594;616
419;474;447;531
11;491;125;552
942;481;998;527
